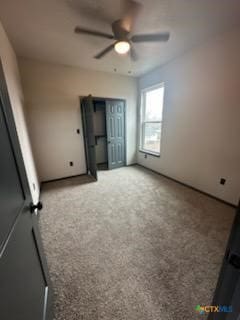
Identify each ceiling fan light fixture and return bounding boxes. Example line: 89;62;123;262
114;41;130;54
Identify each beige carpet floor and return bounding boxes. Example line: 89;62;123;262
39;165;235;320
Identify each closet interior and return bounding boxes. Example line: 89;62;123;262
92;100;108;170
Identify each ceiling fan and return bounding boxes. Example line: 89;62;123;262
74;0;170;60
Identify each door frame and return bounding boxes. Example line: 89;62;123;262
79;96;127;171
0;59;53;320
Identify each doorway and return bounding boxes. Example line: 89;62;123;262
81;95;126;180
93;100;108;170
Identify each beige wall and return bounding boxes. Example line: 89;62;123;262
19;58;138;182
0;22;39;203
138;26;240;205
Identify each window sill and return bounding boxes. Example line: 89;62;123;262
139;149;160;158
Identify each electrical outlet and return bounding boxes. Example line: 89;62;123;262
69;161;74;166
220;178;226;185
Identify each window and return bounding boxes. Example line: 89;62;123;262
140;84;165;156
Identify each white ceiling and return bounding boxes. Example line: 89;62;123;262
0;0;240;77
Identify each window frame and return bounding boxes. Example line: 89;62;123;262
139;83;165;157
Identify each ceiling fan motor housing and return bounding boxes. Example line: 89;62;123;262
112;20;130;41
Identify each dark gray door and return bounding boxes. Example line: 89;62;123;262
81;95;97;180
208;202;240;320
106;100;125;170
0;64;52;320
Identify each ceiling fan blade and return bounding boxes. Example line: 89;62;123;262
130;45;138;61
94;43;115;59
75;27;114;40
131;32;170;43
121;0;143;33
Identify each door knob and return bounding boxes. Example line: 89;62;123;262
30;201;43;213
227;251;240;270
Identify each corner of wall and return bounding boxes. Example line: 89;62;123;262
0;20;40;203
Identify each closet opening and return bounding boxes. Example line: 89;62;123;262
93;100;108;171
81;95;126;181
